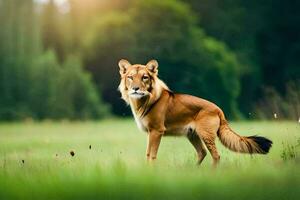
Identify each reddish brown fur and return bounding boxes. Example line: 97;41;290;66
118;59;272;166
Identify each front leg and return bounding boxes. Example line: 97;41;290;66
146;133;151;161
146;130;163;161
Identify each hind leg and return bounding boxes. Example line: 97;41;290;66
200;133;220;167
187;131;207;165
195;114;221;167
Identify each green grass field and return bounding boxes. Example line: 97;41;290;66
0;119;299;200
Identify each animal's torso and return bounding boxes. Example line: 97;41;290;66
131;90;220;136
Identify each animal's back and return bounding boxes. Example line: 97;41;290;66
164;93;222;135
167;93;222;117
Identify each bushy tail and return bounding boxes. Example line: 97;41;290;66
217;111;272;154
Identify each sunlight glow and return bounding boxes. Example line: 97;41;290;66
36;0;68;5
35;0;69;13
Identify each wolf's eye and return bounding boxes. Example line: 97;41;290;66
127;76;133;80
142;75;149;81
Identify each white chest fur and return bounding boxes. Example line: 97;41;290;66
134;115;147;132
129;103;148;132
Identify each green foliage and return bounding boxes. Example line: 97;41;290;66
29;51;109;120
0;0;109;120
52;54;110;119
29;51;61;119
185;36;241;118
83;12;136;115
182;0;300;116
84;0;242;118
1;0;299;120
0;0;39;120
41;0;66;61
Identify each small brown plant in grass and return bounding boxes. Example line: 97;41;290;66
70;150;75;157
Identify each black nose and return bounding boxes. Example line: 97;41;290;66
132;87;139;91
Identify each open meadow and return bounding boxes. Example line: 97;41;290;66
0;119;299;200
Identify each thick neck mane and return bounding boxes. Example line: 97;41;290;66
119;77;170;119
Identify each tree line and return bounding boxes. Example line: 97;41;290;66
0;0;299;120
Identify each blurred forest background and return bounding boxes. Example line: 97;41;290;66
0;0;299;121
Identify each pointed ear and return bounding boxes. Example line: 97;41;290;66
118;59;131;75
146;59;158;74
